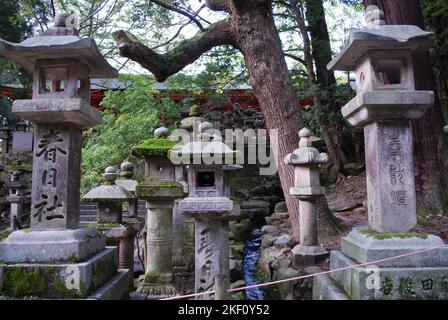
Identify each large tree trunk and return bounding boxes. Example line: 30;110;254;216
229;2;344;240
304;0;352;179
364;0;448;215
229;2;303;240
113;0;345;240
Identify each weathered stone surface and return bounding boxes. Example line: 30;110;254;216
312;272;349;300
90;269;131;300
193;218;230;299
261;234;277;249
144;204;174;284
274;234;296;249
30;125;84;230
271;254;292;270
0;247;118;298
261;225;279;235
364;122;417;233
229;219;251;242
273;267;300;300
330;250;448;300
0;228;105;263
270;212;289;220
342;91;434;127
230;244;245;260
274;201;287;213
291;244;329;267
137;181;184;201
341;227;448;267
179;197;234;215
13;99;103;128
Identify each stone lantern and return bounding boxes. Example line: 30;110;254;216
132;127;184;299
0;120;11;154
82;166;137;288
285;128;328;266
173;125;240;300
0;13;130;299
116;161;139;217
314;10;448;300
6;171;29;231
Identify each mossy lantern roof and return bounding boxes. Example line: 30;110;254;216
132;138;178;158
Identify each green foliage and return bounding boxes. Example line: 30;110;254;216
81;76;181;194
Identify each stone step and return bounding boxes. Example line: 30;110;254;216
89;269;131;300
312;272;349;300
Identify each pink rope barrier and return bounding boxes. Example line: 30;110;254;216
160;244;448;300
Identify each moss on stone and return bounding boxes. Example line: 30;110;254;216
132;138;178;158
136;180;184;199
0;266;87;299
360;229;428;240
0;229;11;241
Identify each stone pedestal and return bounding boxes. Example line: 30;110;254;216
172;199;186;267
314;227;448;300
94;224;137;290
179;197;235;300
136;185;184;299
364;122;416;233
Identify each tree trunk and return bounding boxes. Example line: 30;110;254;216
230;2;343;239
364;0;448;215
113;0;345;241
304;0;353;172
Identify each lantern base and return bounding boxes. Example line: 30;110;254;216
0;227;105;263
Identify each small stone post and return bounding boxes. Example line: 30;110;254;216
175;124;240;300
133;127;184;299
6;171;28;230
285;128;329;266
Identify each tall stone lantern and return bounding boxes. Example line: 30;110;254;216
0;14;130;299
132;127;184;299
285;128;328;266
173;126;240;300
314;10;448;300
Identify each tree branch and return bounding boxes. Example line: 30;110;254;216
149;0;205;31
205;0;230;12
113;20;236;82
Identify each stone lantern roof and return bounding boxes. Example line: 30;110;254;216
328;15;433;71
82;166;135;202
131;127;178;158
285;128;328;166
170;121;240;163
0;13;117;78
